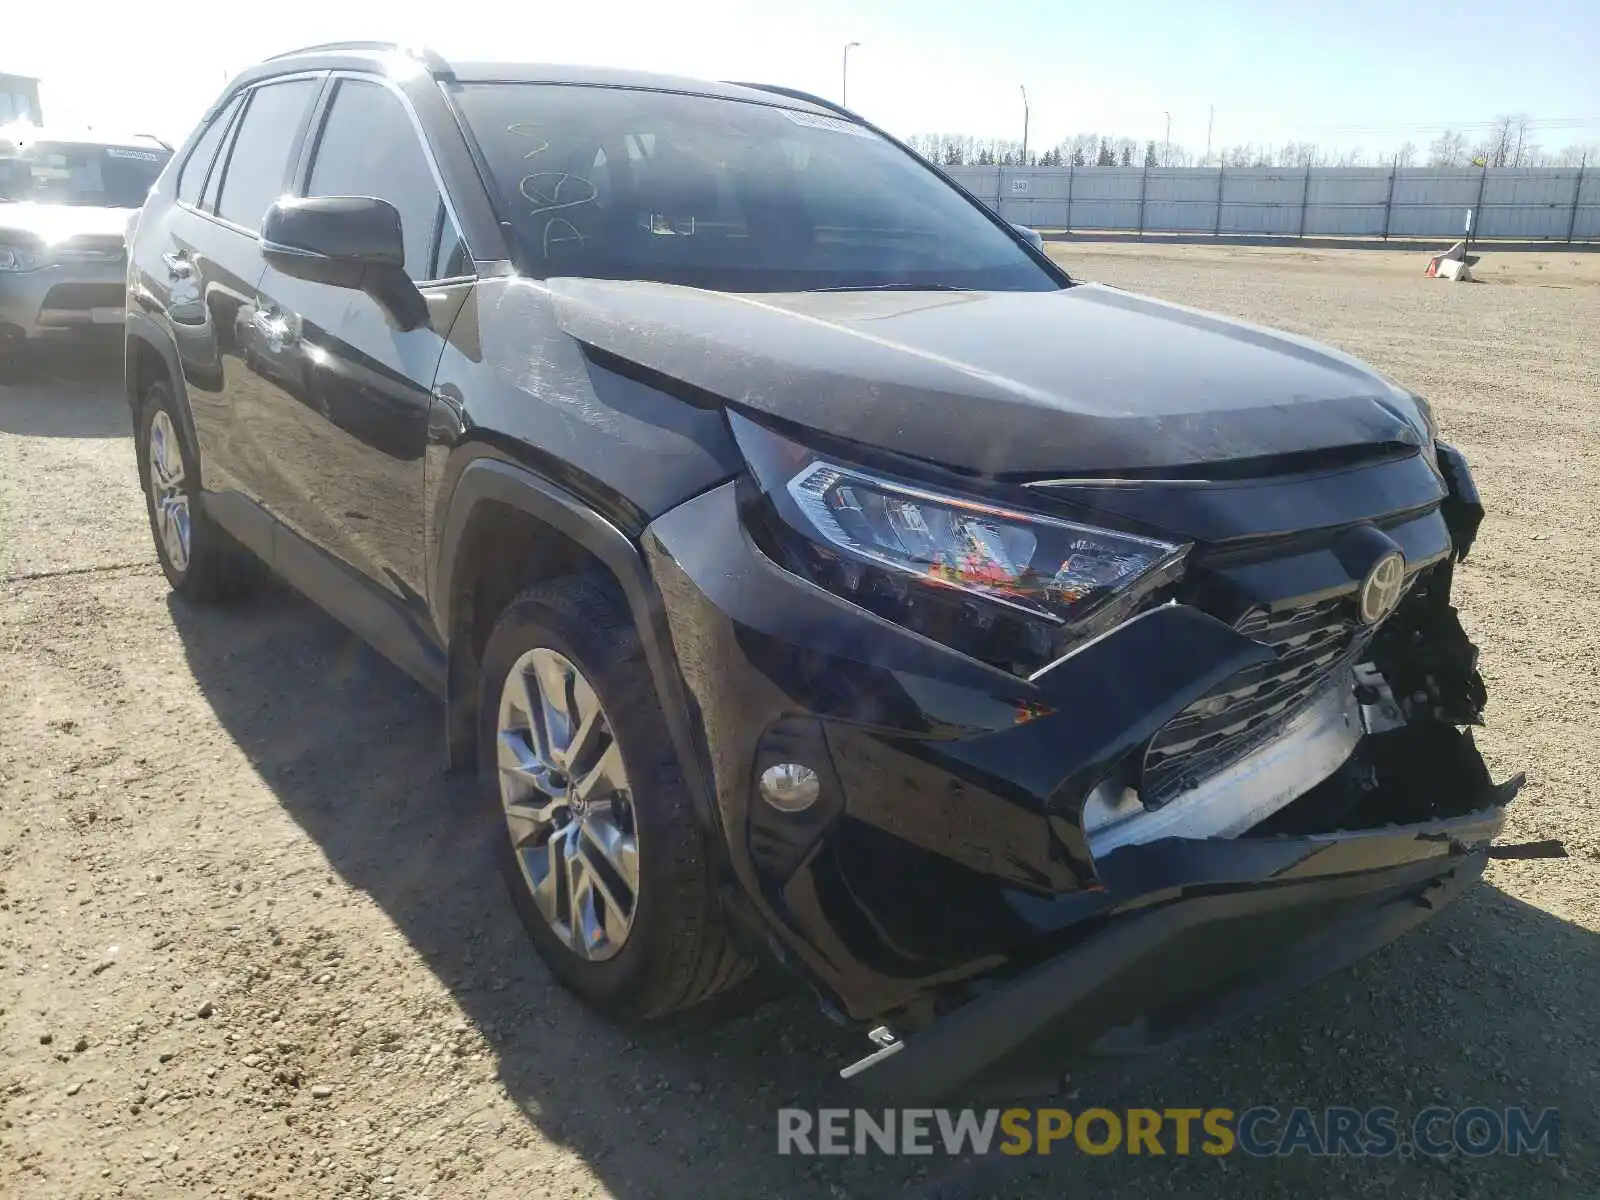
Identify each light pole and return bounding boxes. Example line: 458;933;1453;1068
1020;85;1029;166
1164;111;1171;167
842;42;860;108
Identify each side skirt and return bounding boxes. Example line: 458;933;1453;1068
203;489;447;697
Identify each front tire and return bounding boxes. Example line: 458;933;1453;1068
478;575;751;1020
136;379;260;602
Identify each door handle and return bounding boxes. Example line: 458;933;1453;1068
253;303;297;349
161;250;193;278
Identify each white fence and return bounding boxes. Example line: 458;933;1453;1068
945;165;1600;241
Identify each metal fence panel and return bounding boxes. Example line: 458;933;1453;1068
945;166;1001;208
939;163;1596;241
1477;169;1584;238
1390;169;1481;207
1385;207;1469;237
1143;168;1221;232
1218;169;1303;235
1062;168;1144;230
1303;169;1392;237
995;170;1071;226
1575;168;1600;239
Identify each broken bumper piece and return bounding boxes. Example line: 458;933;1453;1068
844;765;1523;1103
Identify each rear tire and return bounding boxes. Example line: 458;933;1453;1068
136;379;261;602
478;574;752;1020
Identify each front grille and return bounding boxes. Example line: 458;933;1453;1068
41;282;124;311
1142;595;1370;804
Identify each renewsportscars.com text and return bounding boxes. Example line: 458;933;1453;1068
777;1106;1560;1158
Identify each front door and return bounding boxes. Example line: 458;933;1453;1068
241;74;473;616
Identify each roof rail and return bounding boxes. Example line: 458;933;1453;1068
265;41;454;78
726;82;858;121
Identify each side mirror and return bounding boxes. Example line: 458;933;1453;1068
260;196;426;330
1012;222;1044;251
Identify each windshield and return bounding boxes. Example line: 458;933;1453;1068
0;141;170;207
456;84;1057;292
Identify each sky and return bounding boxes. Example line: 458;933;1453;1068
8;0;1599;160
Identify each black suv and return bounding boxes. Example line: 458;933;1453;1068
126;43;1520;1100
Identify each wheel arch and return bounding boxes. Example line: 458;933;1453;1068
124;316;201;477
434;457;721;844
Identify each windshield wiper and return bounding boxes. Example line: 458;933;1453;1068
812;282;971;293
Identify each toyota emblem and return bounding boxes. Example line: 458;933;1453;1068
1358;552;1407;625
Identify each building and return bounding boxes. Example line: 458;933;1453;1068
1;72;42;125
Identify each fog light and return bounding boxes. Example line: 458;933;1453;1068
758;763;821;812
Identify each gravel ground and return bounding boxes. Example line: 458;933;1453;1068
2;245;1597;1198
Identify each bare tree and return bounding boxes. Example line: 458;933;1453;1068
1279;141;1320;169
1428;130;1469;167
908;120;1568;175
1471;114;1532;168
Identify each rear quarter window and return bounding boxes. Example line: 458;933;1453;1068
177;94;244;207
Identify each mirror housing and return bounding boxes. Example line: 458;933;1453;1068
260;196;427;330
1012;222;1045;251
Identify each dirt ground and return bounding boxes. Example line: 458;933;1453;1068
2;243;1598;1199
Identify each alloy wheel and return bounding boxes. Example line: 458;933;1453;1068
496;648;640;961
147;409;191;574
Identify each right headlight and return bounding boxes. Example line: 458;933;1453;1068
732;412;1189;676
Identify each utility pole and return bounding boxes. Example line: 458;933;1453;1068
842;41;860;108
1205;105;1214;166
1164;111;1171;167
1020;85;1029;166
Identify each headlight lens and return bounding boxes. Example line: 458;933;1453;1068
787;460;1181;628
733;413;1188;675
0;244;42;271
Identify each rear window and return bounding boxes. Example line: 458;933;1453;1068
455;83;1055;293
0;140;171;208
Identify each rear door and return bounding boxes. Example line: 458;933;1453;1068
148;77;322;497
132;90;243;477
242;73;473;616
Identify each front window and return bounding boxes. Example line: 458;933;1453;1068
0;140;170;208
455;83;1057;293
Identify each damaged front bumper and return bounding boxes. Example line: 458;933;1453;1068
843;775;1519;1101
641;446;1525;1100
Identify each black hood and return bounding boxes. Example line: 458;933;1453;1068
546;278;1425;477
